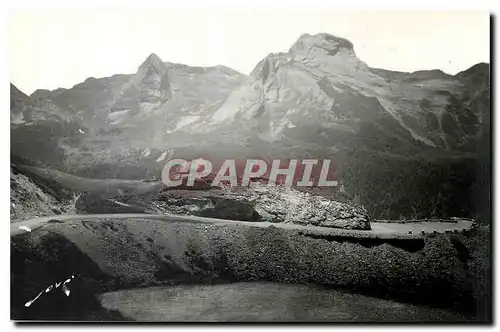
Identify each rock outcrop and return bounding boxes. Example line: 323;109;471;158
244;183;370;229
155;182;371;230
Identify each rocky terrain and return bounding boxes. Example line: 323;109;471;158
158;184;370;229
10;166;75;222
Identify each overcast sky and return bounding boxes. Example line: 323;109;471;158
9;9;490;94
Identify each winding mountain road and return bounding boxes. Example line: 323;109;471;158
10;213;475;239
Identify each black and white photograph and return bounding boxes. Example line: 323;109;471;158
7;3;492;323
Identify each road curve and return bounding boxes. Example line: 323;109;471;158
10;213;475;239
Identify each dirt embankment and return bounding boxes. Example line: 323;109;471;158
11;219;490;321
10;167;76;222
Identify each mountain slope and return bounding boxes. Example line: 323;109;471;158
10;166;75;222
194;33;487;155
11;54;246;176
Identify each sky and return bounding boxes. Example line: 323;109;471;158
9;9;490;95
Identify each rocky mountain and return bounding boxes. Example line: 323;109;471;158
10;33;490;220
11;83;84;166
202;33;488;154
12;54;246;175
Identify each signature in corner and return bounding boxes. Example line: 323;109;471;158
24;275;76;308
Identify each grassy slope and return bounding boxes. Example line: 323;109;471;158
11;219;491;322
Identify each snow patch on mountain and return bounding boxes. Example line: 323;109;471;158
141;148;151;158
174;115;201;131
107;109;131;124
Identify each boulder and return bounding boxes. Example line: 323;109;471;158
241;183;371;230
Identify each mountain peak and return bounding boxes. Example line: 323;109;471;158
455;62;490;78
11;83;29;99
138;53;165;72
145;53;163;64
289;33;354;56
